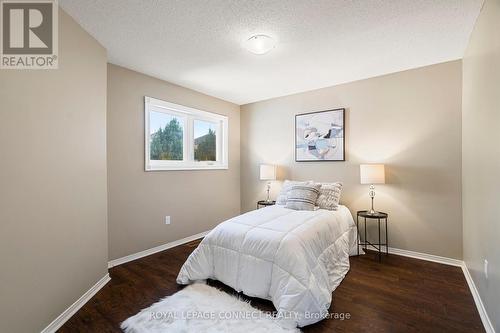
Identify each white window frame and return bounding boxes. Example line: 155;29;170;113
145;96;228;171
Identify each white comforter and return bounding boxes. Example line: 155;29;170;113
177;205;358;327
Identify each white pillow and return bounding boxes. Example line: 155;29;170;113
276;180;313;205
285;184;321;211
316;182;343;210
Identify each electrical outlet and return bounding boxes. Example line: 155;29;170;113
165;216;171;225
484;259;488;279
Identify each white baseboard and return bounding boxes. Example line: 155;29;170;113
461;263;496;333
108;230;211;268
388;247;463;267
41;273;111;333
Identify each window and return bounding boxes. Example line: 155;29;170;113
194;119;217;162
145;96;228;170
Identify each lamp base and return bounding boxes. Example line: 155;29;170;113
367;185;379;215
265;182;271;202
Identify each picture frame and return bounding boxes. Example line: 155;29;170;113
295;108;345;162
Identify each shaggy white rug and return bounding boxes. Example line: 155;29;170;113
121;283;301;333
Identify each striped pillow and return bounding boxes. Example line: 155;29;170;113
276;180;313;205
285;184;321;211
316;182;343;210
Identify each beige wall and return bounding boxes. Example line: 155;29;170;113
107;64;240;260
0;9;108;333
462;0;500;330
241;61;463;259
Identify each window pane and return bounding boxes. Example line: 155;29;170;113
149;111;184;160
194;120;217;161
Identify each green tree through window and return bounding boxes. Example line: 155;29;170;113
150;118;183;160
194;128;216;161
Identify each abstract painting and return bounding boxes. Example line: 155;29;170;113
295;108;345;161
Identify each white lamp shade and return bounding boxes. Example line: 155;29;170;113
360;164;385;184
260;164;276;180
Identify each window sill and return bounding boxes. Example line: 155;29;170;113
145;164;228;171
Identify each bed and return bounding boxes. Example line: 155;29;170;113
177;204;358;328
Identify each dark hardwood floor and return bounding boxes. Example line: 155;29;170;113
59;240;484;332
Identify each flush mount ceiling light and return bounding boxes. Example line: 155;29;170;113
243;34;276;55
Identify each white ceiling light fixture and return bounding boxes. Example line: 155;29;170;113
244;34;276;55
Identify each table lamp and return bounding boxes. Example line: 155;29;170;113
260;164;276;202
360;164;385;215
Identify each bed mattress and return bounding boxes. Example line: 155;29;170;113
177;205;358;327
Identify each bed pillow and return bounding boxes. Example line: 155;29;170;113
285;184;321;211
316;182;343;210
276;180;312;205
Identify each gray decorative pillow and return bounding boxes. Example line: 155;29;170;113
276;180;312;205
285;184;321;211
316;182;343;210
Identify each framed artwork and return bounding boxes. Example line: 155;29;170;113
295;108;345;162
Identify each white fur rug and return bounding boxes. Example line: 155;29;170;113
121;283;301;333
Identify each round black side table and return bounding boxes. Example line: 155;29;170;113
257;200;276;209
357;210;388;262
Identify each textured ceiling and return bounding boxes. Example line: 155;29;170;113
60;0;483;105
